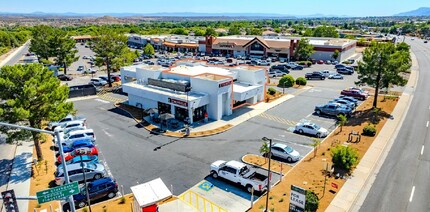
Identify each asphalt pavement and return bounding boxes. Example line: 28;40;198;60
72;65;359;195
360;37;430;212
3;42;30;66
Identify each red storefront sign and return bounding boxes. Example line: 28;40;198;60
168;98;188;107
219;81;232;88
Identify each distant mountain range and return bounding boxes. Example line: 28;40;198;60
0;11;349;18
395;7;430;16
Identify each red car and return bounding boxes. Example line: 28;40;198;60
57;146;99;164
340;89;368;100
317;60;324;64
111;75;121;82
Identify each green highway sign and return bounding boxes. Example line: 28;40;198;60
36;182;79;204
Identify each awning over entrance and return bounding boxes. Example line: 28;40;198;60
233;83;264;101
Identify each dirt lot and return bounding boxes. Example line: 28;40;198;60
247;95;398;212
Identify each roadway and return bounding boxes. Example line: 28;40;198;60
360;38;430;211
3;42;30;66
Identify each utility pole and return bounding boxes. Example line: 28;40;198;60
79;155;91;212
0;122;76;212
262;137;272;212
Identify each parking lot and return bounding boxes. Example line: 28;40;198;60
71;58;362;197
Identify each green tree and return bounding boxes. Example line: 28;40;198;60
228;27;241;35
356;42;411;108
332;49;340;61
311;138;321;157
294;38;315;61
278;75;295;87
49;29;78;75
337;114;347;132
0;64;74;160
205;28;217;36
144;43;155;56
259;142;270;162
30;25;54;60
312;26;339;38
92;28;128;87
331;145;359;172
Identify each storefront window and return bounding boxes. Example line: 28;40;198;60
174;106;188;122
158;102;171;114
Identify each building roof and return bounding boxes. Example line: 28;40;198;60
169;65;236;78
125;82;207;102
243;37;270;49
194;73;232;81
130;178;172;208
71;35;94;40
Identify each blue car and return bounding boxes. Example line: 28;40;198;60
339;96;359;106
65;155;98;165
73;177;118;208
62;138;94;153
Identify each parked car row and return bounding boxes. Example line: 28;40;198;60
314;91;364;118
48;115;118;209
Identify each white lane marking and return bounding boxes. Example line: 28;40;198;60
421;145;425;155
102;128;113;137
409;186;415;202
95;99;110;104
427;121;429;128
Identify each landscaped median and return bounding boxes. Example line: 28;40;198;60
243;95;398;212
28;134;61;212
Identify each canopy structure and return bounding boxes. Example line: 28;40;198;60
131;178;172;209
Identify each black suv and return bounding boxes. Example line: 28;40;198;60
73;177;118;208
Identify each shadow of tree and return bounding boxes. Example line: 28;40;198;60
7;152;32;185
0;158;14;187
347;108;392;127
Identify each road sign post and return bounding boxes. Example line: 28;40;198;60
36;182;79;204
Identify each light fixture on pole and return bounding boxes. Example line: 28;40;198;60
261;137;272;212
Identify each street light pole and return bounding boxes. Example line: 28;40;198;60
262;137;272;212
0;122;76;212
79;156;91;212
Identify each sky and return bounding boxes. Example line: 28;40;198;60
0;0;428;17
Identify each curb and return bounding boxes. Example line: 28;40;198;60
240;154;284;176
326;50;419;212
113;103;233;138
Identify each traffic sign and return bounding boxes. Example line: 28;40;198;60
36;182;79;204
1;189;19;212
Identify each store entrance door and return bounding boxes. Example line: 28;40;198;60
193;105;207;122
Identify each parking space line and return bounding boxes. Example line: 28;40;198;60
273;137;313;149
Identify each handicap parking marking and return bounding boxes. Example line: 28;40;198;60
198;181;214;191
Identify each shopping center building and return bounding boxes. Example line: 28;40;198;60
127;33;357;62
120;61;266;124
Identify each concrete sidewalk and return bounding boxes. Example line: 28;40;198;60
136;87;311;138
0;40;29;68
0;141;34;212
326;52;419;212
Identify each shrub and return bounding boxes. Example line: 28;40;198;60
119;196;126;204
39;59;53;65
305;190;319;212
278;75;295;88
331;145;359;172
363;124;377;136
295;77;307;86
267;87;277;95
297;61;312;67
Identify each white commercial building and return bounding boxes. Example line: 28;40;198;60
121;61;267;124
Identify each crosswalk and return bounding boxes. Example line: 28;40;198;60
96;93;126;103
259;112;297;126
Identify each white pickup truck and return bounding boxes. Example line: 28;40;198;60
48;114;86;130
210;160;268;193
